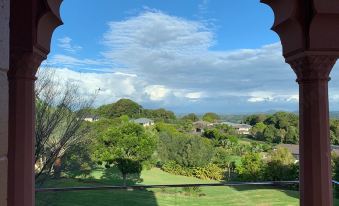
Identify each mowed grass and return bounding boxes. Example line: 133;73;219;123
36;168;339;206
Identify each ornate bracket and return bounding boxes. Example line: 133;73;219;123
288;55;337;83
261;0;339;58
261;0;339;82
9;0;63;79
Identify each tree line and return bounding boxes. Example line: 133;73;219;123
33;71;339;192
245;112;339;145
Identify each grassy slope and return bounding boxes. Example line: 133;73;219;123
35;168;317;206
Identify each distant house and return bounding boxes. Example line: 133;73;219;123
132;118;154;127
83;115;99;122
278;144;339;162
192;121;213;134
221;122;252;135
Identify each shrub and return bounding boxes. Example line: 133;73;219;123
158;132;214;168
193;164;224;180
162;161;224;180
236;152;265;181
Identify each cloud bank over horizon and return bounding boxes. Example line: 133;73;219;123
44;10;339;113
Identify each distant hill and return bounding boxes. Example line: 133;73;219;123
330;111;339;119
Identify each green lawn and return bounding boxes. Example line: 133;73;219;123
36;168;338;206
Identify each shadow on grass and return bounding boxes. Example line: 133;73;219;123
36;177;159;206
230;184;299;200
79;166;143;186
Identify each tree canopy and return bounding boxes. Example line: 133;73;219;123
93;122;157;185
182;113;199;122
202;112;220;123
97;99;142;119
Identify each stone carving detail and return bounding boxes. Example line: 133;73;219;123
36;0;63;54
261;0;339;58
287;55;337;83
9;0;63;80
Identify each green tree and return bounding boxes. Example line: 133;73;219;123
182;113;199;122
202;112;220;123
35;69;95;183
263;125;276;143
93;122;157;185
236;152;264;181
143;108;176;121
97;99;142;119
270;147;295;165
332;154;339;195
264;112;298;130
330;120;339;145
265;147;298;181
158;129;214;168
250;122;267;140
284;126;299;144
245;114;267;126
61;138;96;178
212;147;238;180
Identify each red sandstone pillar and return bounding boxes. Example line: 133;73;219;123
288;55;337;206
260;0;339;204
7;0;63;205
7;52;44;206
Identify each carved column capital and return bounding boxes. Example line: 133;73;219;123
8;51;45;80
287;55;337;84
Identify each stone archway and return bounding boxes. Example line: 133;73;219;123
0;0;62;206
1;0;339;206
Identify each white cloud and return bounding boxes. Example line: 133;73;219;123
247;92;299;103
39;68;141;106
46;54;112;72
144;85;170;101
46;11;339;112
58;37;82;53
102;11;214;56
100;11;297;105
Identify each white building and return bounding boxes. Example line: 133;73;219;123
221;122;252;135
83;115;99;122
132;118;155;127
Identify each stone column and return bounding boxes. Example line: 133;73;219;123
7;0;63;204
0;0;10;206
7;52;44;206
288;55;337;206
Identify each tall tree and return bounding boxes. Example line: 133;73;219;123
93;122;157;185
35;69;95;183
265;147;298;181
236;152;264;181
245;114;267;126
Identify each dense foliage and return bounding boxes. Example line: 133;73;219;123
93;122;158;185
97;99;143;119
157;123;214;168
247;112;299;144
202;112;220;123
181;113;199;122
41;97;339;185
96;99;175;122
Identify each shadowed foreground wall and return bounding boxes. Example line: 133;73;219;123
0;0;9;206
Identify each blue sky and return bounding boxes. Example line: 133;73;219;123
44;0;339;114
